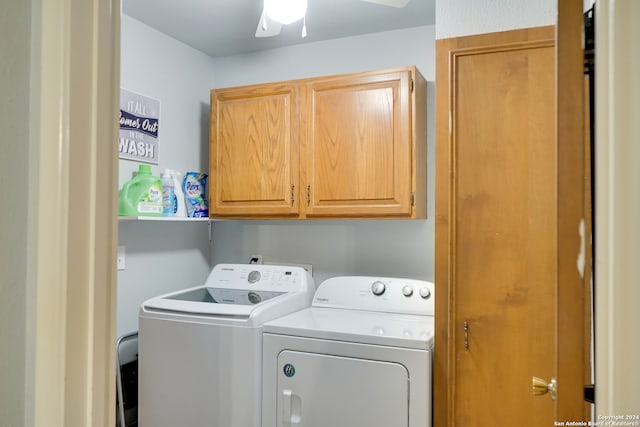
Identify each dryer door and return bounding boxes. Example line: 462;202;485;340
276;350;409;427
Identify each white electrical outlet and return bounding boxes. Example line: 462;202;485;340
117;246;126;270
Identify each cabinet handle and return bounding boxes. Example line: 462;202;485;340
306;185;311;206
464;321;469;350
291;184;295;206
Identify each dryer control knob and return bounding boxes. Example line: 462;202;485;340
402;286;414;297
371;281;386;296
419;287;432;299
248;270;261;284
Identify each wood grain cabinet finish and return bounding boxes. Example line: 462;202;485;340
209;66;426;219
210;83;300;216
302;67;426;218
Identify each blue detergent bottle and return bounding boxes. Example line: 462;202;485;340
118;164;163;217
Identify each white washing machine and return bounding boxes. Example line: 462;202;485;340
138;263;315;427
262;275;434;427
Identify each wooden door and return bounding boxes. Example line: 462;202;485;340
435;25;589;426
210;83;300;217
556;0;591;418
302;68;425;218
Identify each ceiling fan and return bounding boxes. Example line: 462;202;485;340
255;0;412;38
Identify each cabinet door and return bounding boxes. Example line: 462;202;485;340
210;84;299;216
302;69;418;218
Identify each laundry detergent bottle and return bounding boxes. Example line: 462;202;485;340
118;164;163;217
170;169;188;217
161;169;176;217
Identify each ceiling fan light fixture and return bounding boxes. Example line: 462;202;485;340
264;0;308;25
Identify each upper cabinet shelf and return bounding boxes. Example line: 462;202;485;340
209;66;427;219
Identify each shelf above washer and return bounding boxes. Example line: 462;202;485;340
118;216;209;222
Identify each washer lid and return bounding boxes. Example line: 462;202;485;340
263;307;434;350
140;263;316;322
143;287;287;316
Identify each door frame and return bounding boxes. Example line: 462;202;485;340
593;0;640;415
29;0;120;425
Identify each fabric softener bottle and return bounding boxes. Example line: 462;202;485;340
118;164;163;217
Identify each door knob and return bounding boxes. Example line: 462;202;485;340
532;376;557;401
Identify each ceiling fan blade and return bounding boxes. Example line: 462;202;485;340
360;0;411;8
255;8;282;38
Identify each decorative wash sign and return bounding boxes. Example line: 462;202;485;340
119;88;160;164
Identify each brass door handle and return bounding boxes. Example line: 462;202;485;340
532;376;557;400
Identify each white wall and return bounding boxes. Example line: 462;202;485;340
213;26;434;85
0;1;32;424
117;22;435;334
119;15;216;187
435;0;556;39
210;25;435;285
117;16;217;337
116;20;436;336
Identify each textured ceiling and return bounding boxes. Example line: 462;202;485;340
123;0;435;58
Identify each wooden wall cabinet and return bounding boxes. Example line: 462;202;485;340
210;83;300;216
209;66;426;219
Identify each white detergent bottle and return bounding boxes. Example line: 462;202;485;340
171;169;188;217
161;169;176;217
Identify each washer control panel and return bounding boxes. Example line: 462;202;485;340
204;263;311;292
313;276;435;316
247;270;261;284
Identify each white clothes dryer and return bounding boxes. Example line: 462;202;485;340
138;263;315;427
262;275;434;427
